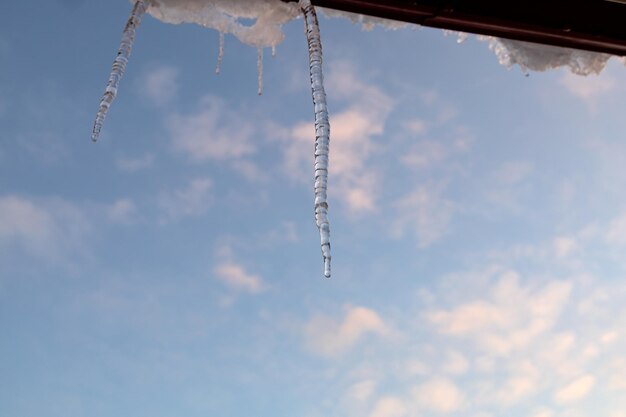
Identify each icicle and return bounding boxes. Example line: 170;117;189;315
272;44;276;58
300;0;332;278
257;47;264;96
215;31;225;74
92;0;149;143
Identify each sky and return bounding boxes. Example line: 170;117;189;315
2;1;626;417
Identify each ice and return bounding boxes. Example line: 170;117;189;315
92;0;149;143
301;0;332;278
144;0;301;49
480;36;612;75
215;31;224;74
257;47;263;95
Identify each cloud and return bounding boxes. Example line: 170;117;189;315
304;306;389;357
116;152;154;172
368;396;407;417
553;374;595;404
169;96;255;161
483;160;534;212
427;271;572;356
282;61;393;214
213;261;264;293
560;72;615;102
0;195;90;263
412;377;465;413
391;183;454;247
137;65;179;106
158;177;213;222
107;199;137;224
346;379;377;403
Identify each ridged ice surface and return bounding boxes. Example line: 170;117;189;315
301;0;331;278
92;0;148;142
215;31;224;74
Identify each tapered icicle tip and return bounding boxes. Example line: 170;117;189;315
324;256;331;278
92;0;148;143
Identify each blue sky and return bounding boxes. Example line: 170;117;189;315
3;1;626;417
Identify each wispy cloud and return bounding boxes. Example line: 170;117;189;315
116;152;154;172
391;183;454;247
136;65;179;106
0;195;91;263
158;177;213;222
368;396;406;417
169;95;255;161
412;377;465;413
106;198;137;224
213;261;264;294
304;305;389;357
554;374;595;405
560;71;615;102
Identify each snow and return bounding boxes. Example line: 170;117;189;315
479;36;612;75
142;0;617;75
144;0;301;48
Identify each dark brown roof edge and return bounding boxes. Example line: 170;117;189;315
308;0;626;56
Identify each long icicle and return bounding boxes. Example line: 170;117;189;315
257;47;264;95
301;0;332;278
92;0;149;142
215;31;225;74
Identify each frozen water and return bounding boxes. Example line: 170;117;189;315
301;0;332;278
481;36;612;75
257;47;263;95
215;31;224;74
144;0;301;49
92;0;149;142
145;0;616;76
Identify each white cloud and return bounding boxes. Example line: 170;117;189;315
553;374;595;404
169;96;255;161
116;152;154;172
368;396;407;417
401;140;448;170
404;119;427;136
304;306;389;357
606;212;626;246
553;236;577;258
441;350;469;375
347;379;377;403
412;377;465;413
107;199;137;224
282;61;393;214
392;183;454;247
158;177;213;222
560;72;615;101
529;407;554;417
493;161;533;185
214;261;264;293
137;65;179;106
0;195;90;262
427;271;572;356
